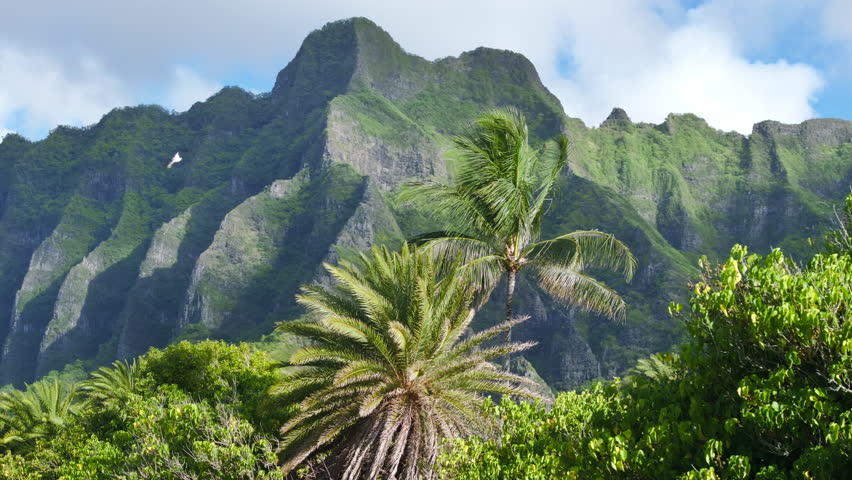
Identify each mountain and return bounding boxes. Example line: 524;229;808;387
1;18;850;388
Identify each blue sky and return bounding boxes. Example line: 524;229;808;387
1;0;851;140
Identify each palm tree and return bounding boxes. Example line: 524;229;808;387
80;359;139;409
629;352;682;382
826;193;852;255
274;244;539;480
401;108;637;352
0;379;80;452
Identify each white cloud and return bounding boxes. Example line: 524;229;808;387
549;1;824;133
297;0;825;133
164;66;221;112
685;0;819;55
0;43;129;139
0;0;836;136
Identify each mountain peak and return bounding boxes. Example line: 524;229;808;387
601;107;632;130
0;132;31;147
271;17;428;105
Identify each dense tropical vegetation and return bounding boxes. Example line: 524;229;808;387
4;238;850;478
1;103;850;479
439;244;852;479
1;340;285;479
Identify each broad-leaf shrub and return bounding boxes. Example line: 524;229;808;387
2;386;283;480
440;246;852;479
0;341;285;479
141;340;283;431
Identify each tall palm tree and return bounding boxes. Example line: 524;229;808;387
80;359;139;409
402;108;637;350
274;244;538;480
0;379;79;452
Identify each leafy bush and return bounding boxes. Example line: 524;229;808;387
440;246;852;479
2;386;283;480
140;340;283;431
0;341;286;479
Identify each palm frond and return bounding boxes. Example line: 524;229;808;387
80;359;139;408
534;264;628;321
275;244;537;479
399;181;497;241
421;236;504;305
527;230;637;281
0;379;79;452
629;353;682;382
528;135;569;231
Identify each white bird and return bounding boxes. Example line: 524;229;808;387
166;152;182;169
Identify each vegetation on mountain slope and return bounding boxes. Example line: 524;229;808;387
0;16;850;444
825;193;852;256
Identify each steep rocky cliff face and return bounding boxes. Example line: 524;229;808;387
0;18;850;389
569;112;852;260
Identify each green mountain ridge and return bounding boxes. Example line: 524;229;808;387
0;17;849;388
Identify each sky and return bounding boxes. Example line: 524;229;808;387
1;0;852;140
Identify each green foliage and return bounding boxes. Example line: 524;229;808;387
2;387;283;480
274;244;539;479
402;108;636;364
0;341;285;479
441;246;852;479
825;193;852;255
140;340;280;429
437;384;626;480
0;379;80;453
681;247;852;477
80;359;139;409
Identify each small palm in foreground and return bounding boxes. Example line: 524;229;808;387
402;108;637;347
81;359;139;409
0;379;79;452
274;244;539;480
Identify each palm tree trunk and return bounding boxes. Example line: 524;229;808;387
504;269;517;370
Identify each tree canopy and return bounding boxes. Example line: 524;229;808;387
440;246;852;479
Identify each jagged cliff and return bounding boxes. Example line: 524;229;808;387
0;18;850;388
